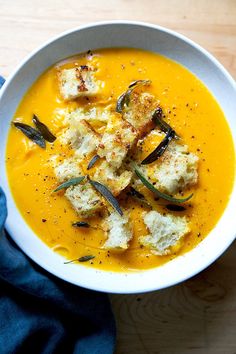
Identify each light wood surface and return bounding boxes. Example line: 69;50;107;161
1;1;236;353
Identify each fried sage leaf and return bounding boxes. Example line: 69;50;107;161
32;114;56;142
116;79;151;113
53;176;85;192
152;107;179;139
128;79;151;89
127;187;152;208
128;187;145;199
125;79;151;107
141;128;175;165
89;179;123;216
72;221;90;228
79;255;95;262
13;122;46;148
116;92;128;113
87;154;100;170
166;204;186;211
134;168;193;203
64;255;95;264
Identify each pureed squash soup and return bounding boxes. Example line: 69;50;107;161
6;48;235;271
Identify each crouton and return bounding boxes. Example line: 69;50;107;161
97;115;137;168
123;91;157;136
93;160;133;196
65;107;111;124
135;142;198;194
54;157;83;182
74;120;101;157
154;143;198;193
58;66;101;100
140;211;190;255
60;119;100;158
65;183;104;217
102;212;133;250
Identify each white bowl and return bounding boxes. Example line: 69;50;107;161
0;21;235;294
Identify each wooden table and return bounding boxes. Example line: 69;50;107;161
1;1;236;353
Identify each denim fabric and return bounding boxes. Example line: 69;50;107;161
0;76;116;354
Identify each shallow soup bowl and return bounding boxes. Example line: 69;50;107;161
0;21;236;294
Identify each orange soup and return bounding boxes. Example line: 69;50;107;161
6;48;235;271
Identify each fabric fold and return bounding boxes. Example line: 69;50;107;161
0;74;116;353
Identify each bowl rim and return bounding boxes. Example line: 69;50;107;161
1;20;236;294
1;20;236;98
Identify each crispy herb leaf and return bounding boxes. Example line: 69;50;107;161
32;114;56;142
166;204;186;211
89;179;123;216
87;154;100;170
53;176;85;192
128;187;152;208
116;92;128;113
64;255;95;264
125;79;151;107
64;259;77;264
135;168;193;203
72;221;90;228
116;79;151;113
141;128;175;165
128;187;145;200
13;122;46;148
79;255;95;262
152;108;179;139
128;79;151;88
152;106;163;119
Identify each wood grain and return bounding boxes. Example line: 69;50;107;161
111;244;236;353
0;0;236;79
1;1;236;353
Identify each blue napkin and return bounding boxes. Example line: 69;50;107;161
0;77;116;354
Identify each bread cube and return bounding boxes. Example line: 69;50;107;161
58;66;101;100
63;107;111;127
54;157;83;182
65;183;104;217
140;211;190;255
135;142;198;194
102;212;133;250
97;115;137;168
123;91;157;136
93;161;133;196
60;119;100;158
74;120;101;158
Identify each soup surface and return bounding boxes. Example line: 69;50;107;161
6;48;235;271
